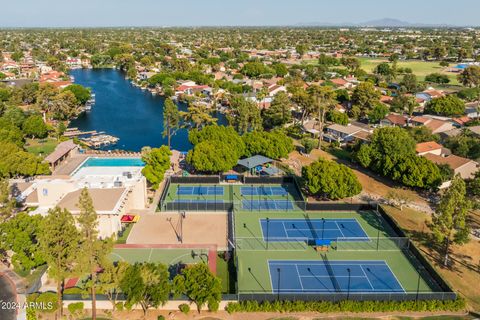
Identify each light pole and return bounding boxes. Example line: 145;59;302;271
266;218;270;251
416;267;422;301
322;218;325;240
251;184;254;212
347;268;351;300
277;268;281;301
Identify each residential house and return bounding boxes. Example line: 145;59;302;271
44;140;79;171
467;126;480;137
423;153;479;180
415;89;445;106
380;114;408;127
415;141;445;156
411;116;454;134
324;123;370;145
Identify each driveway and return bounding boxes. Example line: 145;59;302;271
0;273;17;320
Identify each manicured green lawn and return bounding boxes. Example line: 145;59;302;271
25;138;59;157
357;57;460;85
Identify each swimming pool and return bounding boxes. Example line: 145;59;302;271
79;157;145;169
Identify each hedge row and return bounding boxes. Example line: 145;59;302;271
225;299;466;314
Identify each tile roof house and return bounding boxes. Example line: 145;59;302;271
467;125;480;137
423;154;479;180
380;114;408;127
415;141;444;156
411;116;454;134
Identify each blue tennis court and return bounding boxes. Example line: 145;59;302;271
242;199;294;211
261;218;368;241
177;186;224;195
241;186;288;196
269;260;404;293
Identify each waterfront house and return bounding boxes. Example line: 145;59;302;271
44;140;79;171
15;157;148;238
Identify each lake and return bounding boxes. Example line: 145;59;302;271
69;68;226;152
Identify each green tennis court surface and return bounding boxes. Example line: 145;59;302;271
235;210;442;294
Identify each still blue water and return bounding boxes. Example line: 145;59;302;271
69;68;226;152
80;157;145;168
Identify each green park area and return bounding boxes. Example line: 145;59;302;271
24;138;59;157
357;57;460;85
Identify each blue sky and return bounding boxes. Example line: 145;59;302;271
1;0;478;27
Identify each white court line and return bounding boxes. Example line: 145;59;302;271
295;264;304;290
267;260;275;293
383;262;406;293
299;275;365;278
148;248;153;262
360;265;375;291
335;222;346;237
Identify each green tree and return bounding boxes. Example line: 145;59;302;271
407;126;439;143
374;62;395;82
0;178;15;223
425;73;450;84
63;84;91;105
308;85;337;149
181;103;217;129
22;115;48;139
341;57;360;73
97;261;129;311
458;66;480;119
424;95;465;117
367;104;389;124
242;130;294;159
163;99;180;148
326;110;349;125
301;137;317;154
228;95;262;134
0;212;45;272
430;175;471;266
400;74;419;93
120;262;171;316
351;82;381;118
141;146;172;189
187;140;239;173
302;158;362;200
39;207;80;318
391;94;418;117
263;91;292;129
76;188;113;320
174;263;222;312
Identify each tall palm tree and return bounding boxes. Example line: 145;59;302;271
307;85;337;149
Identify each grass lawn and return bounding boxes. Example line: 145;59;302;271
25;138;59;157
357;57;460;85
115;223;134;244
382;205;480;311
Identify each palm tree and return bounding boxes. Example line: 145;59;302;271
180;103;217;129
308;85;337;149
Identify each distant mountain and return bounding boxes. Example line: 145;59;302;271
297;18;455;28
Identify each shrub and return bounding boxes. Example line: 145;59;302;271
158;316;165;320
224;298;466;314
179;303;190;314
31;292;58;313
301;138;317;154
67;302;84;317
208;299;220;311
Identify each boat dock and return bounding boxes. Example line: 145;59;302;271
64;129;99;137
80;134;120;148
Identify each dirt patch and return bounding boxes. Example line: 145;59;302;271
384;205;480;311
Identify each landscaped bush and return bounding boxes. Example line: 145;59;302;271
29;292;59;313
224;299;466;314
67;302;84;317
179;303;190;314
157;316;165;320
